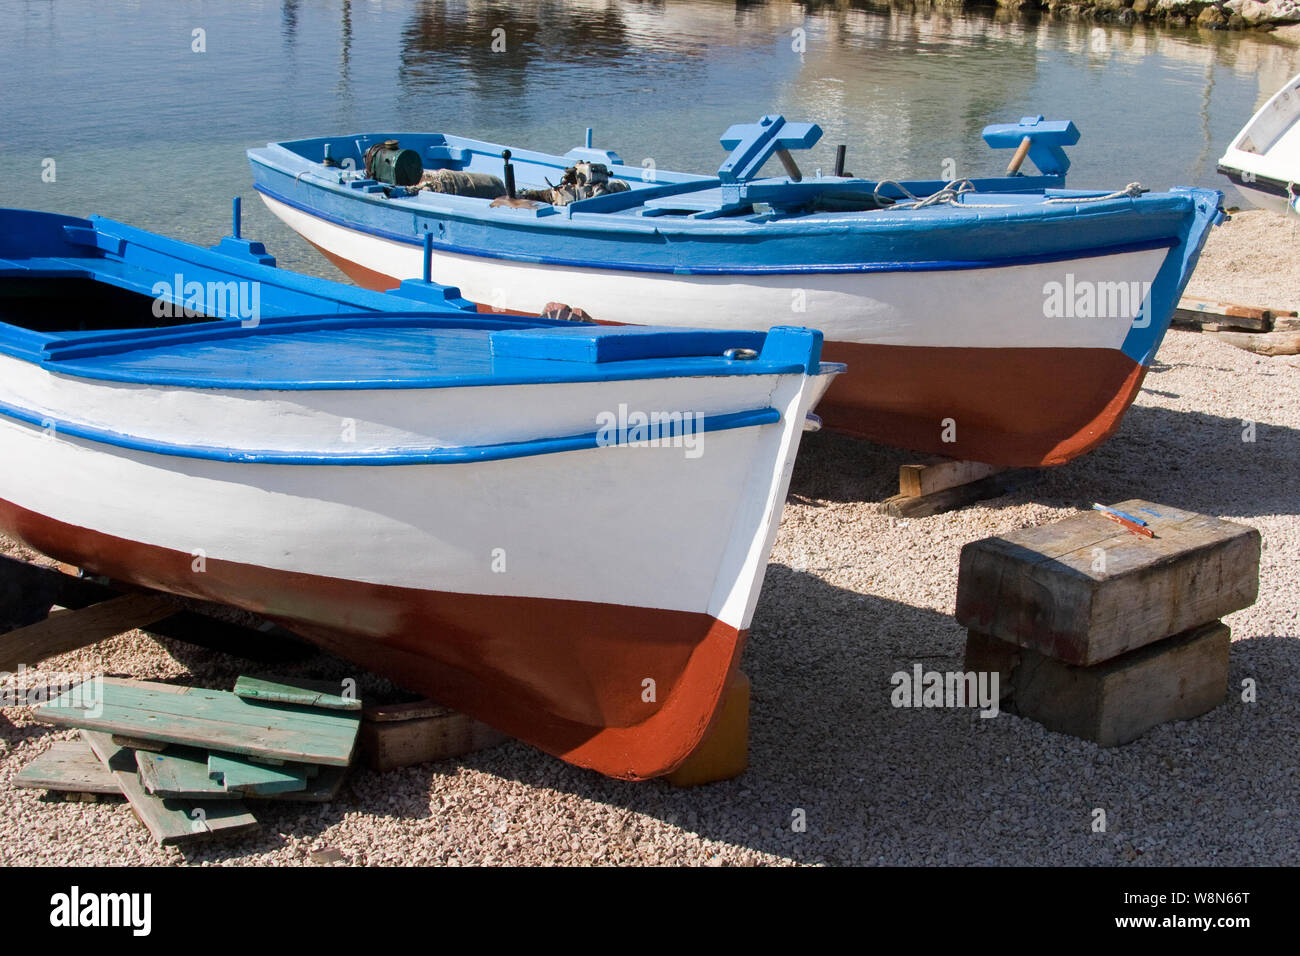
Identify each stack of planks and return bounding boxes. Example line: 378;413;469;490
16;676;361;846
956;501;1261;746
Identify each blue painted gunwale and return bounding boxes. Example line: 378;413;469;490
247;128;1219;274
0;398;781;467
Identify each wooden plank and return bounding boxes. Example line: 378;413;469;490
360;700;508;771
13;739;121;795
136;748;345;803
1210;330;1300;356
0;554;116;632
233;675;362;711
0;555;311;663
208;753;308;795
81;730;258;846
0;592;178;672
970;621;1230;746
136;748;238;799
1173;297;1273;332
880;469;1033;518
955;501;1260;666
37;681;360;766
898;458;1004;498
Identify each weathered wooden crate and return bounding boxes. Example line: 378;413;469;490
955;500;1260;666
359;700;508;771
965;622;1231;746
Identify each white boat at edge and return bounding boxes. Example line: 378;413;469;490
1218;72;1300;217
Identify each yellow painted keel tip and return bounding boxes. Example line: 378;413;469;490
665;670;750;787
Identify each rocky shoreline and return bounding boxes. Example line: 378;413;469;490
993;0;1300;30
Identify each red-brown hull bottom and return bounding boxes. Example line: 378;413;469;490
815;342;1148;467
317;252;1149;467
0;497;744;780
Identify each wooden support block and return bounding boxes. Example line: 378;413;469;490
898;458;1005;498
956;500;1260;666
881;469;1033;518
37;680;360;766
666;671;750;787
81;730;258;846
966;622;1230;746
962;631;1016;701
0;592;179;672
359;699;508;771
1173;297;1273;332
13;739;122;795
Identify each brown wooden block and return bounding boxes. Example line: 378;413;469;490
880;469;1034;518
962;631;1016;701
359;700;508;771
898;458;1005;498
969;621;1230;746
956;501;1259;665
666;671;749;787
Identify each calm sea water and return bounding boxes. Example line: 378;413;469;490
2;0;1297;277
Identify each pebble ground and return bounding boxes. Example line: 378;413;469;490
1;213;1296;866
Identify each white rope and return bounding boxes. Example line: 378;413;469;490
873;178;1147;212
1044;182;1145;203
874;178;977;209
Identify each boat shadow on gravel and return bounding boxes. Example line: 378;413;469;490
793;399;1300;521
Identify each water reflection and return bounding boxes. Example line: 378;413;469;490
1;0;1297;237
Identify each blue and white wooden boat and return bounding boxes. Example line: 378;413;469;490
0;206;842;780
249;115;1223;467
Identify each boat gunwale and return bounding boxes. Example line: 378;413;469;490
253;180;1189;277
0;396;787;466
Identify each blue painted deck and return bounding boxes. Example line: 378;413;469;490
35;318;816;389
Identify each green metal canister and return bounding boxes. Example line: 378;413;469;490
365;141;423;186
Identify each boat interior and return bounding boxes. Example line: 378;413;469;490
262;117;1075;223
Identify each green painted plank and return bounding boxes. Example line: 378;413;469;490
13;740;120;795
208;753;308;795
80;731;258;846
38;682;359;766
136;748;238;800
126;746;345;803
233;676;362;711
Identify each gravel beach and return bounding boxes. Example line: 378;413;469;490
1;210;1296;867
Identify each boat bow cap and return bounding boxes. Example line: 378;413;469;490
490;325;824;374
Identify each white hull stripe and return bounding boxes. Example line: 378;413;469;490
260;192;1168;352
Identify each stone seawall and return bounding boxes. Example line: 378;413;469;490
992;0;1300;30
